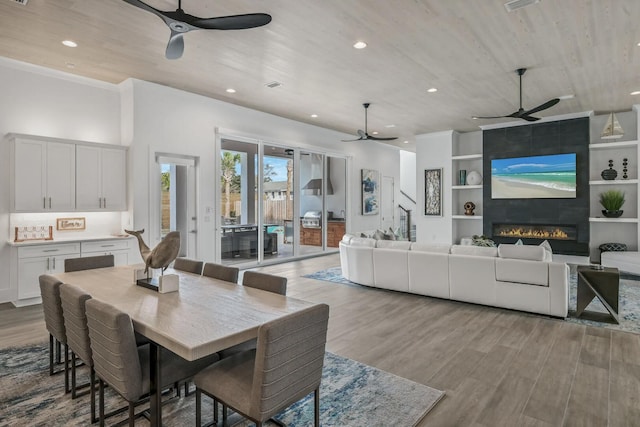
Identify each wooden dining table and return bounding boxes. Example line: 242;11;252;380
55;264;315;426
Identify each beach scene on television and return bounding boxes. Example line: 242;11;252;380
491;153;577;199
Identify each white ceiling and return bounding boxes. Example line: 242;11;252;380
1;0;639;150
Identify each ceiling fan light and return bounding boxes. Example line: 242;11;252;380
601;112;624;140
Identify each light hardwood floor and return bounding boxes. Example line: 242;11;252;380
2;254;639;426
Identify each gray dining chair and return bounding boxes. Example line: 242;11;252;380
60;284;98;422
39;274;70;393
85;298;220;426
173;257;204;275
242;271;287;295
194;303;329;427
64;255;114;272
202;262;239;283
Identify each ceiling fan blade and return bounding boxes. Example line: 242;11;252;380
472;115;509;120
192;13;272;30
122;0;166;19
519;115;541;122
523;98;560;116
165;31;185;60
367;136;398;141
341;137;365;142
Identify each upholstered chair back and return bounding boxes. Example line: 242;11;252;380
173;257;204;275
39;274;66;344
85;298;143;402
242;271;287;295
202;262;239;283
64;255;114;272
250;303;329;421
60;284;93;366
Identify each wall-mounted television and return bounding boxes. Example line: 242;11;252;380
491;153;576;199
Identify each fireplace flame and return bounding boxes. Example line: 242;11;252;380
496;227;570;240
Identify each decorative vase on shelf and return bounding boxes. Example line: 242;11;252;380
459;170;467;186
602;210;623;218
466;170;482;185
601;160;617;180
464;201;476;216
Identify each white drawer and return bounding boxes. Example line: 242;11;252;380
18;243;81;259
81;239;130;253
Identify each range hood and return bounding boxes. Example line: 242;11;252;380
302;178;333;195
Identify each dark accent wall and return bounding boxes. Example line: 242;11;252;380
482;117;590;255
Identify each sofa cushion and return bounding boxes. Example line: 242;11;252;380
498;244;546;261
450;245;498;257
410;243;451;254
376;240;411;250
349;237;376;247
496;258;548;286
539;240;553;262
341;234;355;244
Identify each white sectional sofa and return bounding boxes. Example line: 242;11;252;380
339;235;569;317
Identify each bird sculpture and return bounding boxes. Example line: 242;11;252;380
125;229;181;275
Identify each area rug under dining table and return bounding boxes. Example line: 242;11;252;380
0;342;444;427
304;266;640;335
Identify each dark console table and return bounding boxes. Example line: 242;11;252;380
576;266;620;324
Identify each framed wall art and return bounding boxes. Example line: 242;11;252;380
361;168;379;215
424;168;442;216
56;217;86;231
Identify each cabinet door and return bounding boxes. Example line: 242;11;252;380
17;256;49;299
14;138;47;211
100;148;126;211
111;250;129;266
47;142;76;211
50;254;80;274
76;145;102;210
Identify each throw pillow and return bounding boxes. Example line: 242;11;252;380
472;235;496;247
515;239;524;245
386;227;397;241
373;229;386;240
539;240;553;261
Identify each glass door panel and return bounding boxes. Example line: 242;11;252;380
326;156;347;248
220;139;258;265
299;152;324;255
262;145;295;261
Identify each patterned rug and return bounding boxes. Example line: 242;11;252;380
0;342;444;427
305;267;640;335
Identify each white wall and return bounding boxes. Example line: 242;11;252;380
0;58;121;303
415;130;454;243
123;79;400;262
399;150;417;205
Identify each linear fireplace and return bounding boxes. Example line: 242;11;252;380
492;223;577;241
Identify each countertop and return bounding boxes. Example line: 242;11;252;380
8;235;134;247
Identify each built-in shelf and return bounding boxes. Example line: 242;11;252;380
589;140;639;150
452;185;483;190
589;179;638;185
589;217;638;223
452;215;483;220
452;154;483;160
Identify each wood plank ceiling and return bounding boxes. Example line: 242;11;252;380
0;0;639;149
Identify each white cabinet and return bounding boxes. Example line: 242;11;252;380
76;145;127;211
16;243;81;303
81;239;131;266
12;136;76;212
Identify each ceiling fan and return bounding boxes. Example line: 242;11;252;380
122;0;272;60
342;103;398;142
472;68;560;122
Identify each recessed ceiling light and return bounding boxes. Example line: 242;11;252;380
310;114;318;118
427;88;438;93
403;141;409;144
637;42;640;46
385;124;396;128
226;88;236;93
558;94;575;100
65;62;76;69
372;131;379;135
353;41;367;49
62;40;77;48
631;91;640;96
